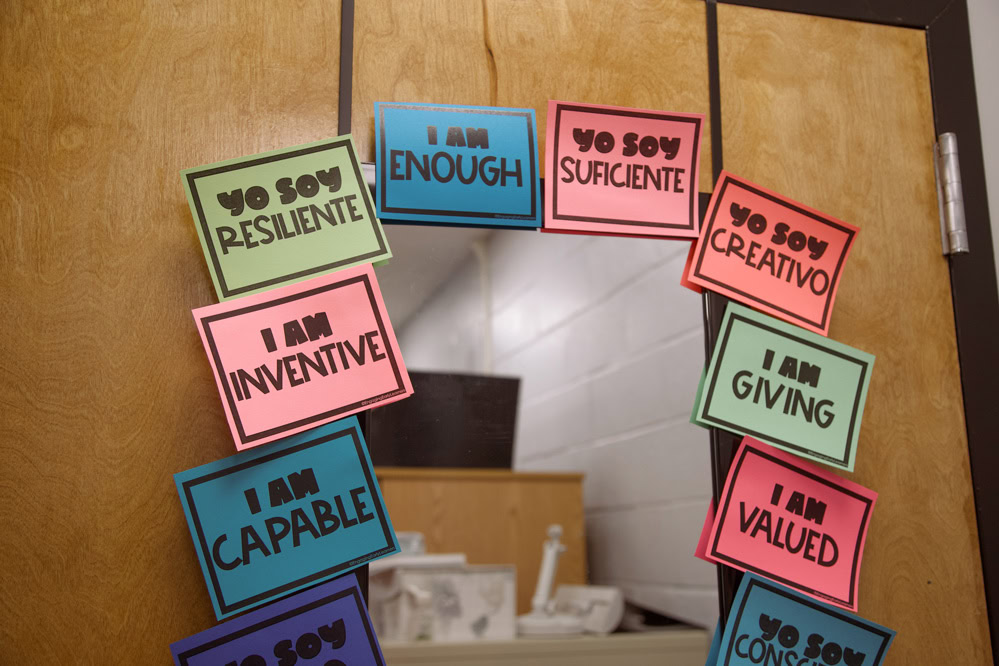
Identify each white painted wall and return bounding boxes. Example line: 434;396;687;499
968;0;999;292
397;231;719;628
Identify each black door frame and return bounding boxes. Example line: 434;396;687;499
338;0;998;652
705;0;998;655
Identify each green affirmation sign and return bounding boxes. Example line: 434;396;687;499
693;303;874;471
182;136;391;301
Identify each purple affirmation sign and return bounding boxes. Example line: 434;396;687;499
170;574;383;666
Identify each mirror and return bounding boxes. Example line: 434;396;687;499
367;223;718;647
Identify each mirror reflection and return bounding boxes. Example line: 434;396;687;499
368;224;717;658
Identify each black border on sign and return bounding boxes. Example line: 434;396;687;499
179;423;396;618
720;576;894;666
705;3;999;647
700;312;870;468
691;174;857;332
709;443;874;609
185;139;388;299
376;103;539;221
176;586;384;665
199;274;406;446
549;104;702;230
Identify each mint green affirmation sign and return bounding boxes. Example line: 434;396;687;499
182;136;391;301
693;303;874;471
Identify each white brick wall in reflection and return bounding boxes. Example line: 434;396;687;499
397;231;719;629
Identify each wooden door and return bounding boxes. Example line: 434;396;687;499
717;5;992;663
0;2;344;662
351;0;715;193
0;1;992;663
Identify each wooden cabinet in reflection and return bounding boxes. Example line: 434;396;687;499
375;467;586;615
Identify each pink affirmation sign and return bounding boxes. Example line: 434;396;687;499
192;266;413;450
704;437;877;611
544;100;703;238
683;171;858;335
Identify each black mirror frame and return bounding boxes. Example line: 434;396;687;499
338;1;999;655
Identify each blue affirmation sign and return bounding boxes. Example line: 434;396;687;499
375;102;542;228
174;416;398;620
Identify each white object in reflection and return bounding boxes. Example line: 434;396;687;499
553;585;625;635
516;525;585;637
369;552;515;642
395;531;426;555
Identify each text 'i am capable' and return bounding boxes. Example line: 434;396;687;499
213;467;375;573
174;418;398;619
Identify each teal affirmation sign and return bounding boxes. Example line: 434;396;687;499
717;575;895;666
375;102;542;228
174;417;398;620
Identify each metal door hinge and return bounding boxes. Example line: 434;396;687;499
934;132;970;255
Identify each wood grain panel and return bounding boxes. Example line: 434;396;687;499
0;2;341;662
353;0;713;192
718;5;991;663
376;467;586;614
